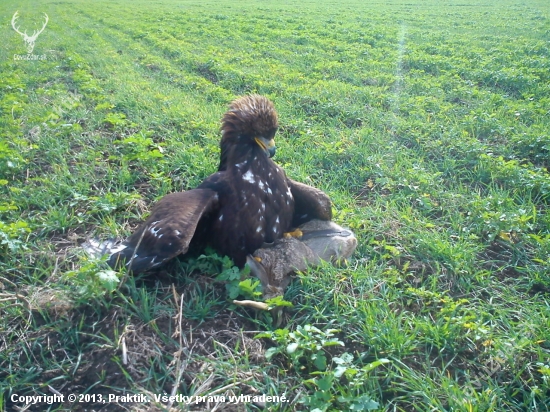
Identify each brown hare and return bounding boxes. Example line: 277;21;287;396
235;220;357;306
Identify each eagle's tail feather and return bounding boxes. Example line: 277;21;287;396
82;238;119;259
83;238;159;273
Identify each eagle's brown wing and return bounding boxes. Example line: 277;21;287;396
108;189;219;273
288;179;332;226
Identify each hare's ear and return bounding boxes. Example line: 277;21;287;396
246;255;269;288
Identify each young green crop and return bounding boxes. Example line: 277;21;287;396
1;0;549;410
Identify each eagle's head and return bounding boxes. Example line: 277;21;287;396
219;95;279;169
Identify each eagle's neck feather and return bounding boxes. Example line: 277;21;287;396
227;137;266;169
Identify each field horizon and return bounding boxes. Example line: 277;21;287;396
1;0;549;411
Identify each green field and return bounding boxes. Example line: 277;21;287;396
1;0;550;410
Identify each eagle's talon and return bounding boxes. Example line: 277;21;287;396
283;229;303;239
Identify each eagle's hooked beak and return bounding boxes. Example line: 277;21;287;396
255;137;276;158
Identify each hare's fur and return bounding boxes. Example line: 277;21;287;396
247;220;357;299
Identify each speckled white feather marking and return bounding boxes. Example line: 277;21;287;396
243;169;255;184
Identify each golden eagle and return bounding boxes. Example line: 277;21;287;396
107;95;332;273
